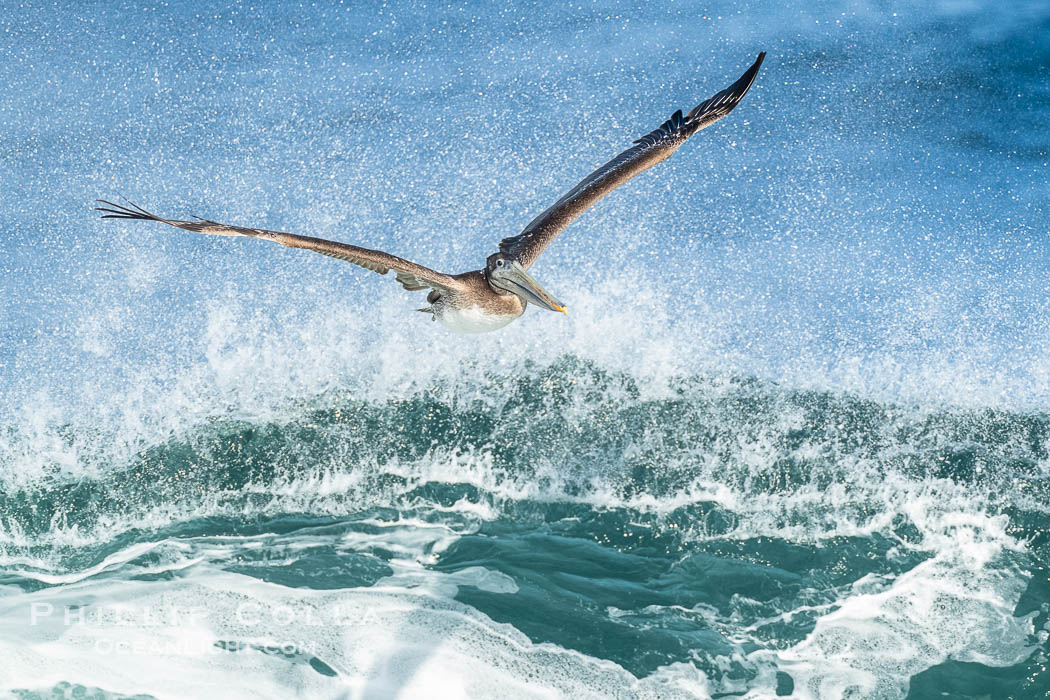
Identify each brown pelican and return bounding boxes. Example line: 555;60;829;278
98;52;764;333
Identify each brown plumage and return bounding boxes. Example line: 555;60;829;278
500;52;765;269
98;52;765;333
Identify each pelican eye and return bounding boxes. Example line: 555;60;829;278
496;259;505;268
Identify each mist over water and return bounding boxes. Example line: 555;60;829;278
1;1;1048;698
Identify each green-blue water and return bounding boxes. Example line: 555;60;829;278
2;359;1047;697
2;1;1049;698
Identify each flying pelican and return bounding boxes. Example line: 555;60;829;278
98;52;764;333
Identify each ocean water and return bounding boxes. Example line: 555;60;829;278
1;1;1049;698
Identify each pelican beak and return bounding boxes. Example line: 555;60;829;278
503;262;567;314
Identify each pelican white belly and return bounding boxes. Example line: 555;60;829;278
436;305;519;333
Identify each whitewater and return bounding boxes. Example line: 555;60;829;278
1;1;1048;698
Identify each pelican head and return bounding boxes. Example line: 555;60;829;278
485;254;567;314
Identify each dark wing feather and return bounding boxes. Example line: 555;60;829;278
500;52;765;269
96;200;454;293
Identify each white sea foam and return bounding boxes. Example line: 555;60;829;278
0;569;710;699
4;260;1050;505
768;516;1035;699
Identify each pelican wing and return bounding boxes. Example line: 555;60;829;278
499;52;765;269
96;200;455;293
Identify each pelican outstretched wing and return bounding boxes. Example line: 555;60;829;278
499;52;765;269
96;200;455;293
